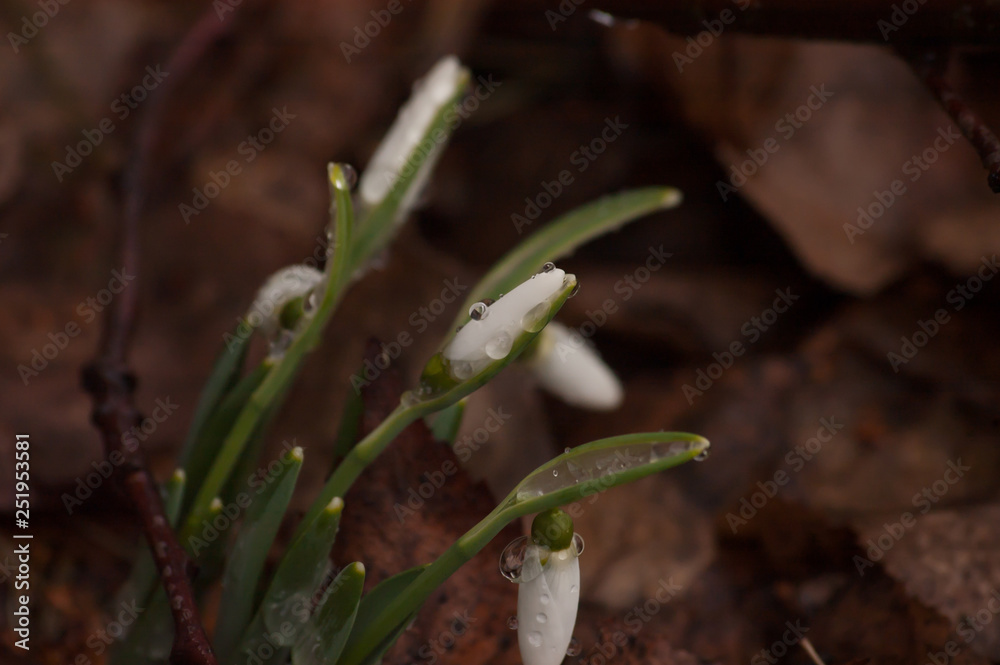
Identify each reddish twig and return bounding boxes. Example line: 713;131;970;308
903;48;1000;193
83;5;246;665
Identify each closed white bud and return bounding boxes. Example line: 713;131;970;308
527;321;623;410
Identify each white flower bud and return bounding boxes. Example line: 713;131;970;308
248;265;323;339
526;322;623;410
517;545;580;665
358;56;467;213
443;268;574;381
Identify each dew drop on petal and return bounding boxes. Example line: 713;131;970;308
539;593;550;605
452;360;475;380
536;613;548;623
528;631;543;647
567;638;582;656
484;332;513;359
572;533;585;556
506;616;519;630
541;262;556;273
469;302;489;321
568;282;581;298
499;535;529;581
520;301;550;333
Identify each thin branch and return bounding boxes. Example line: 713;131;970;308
83;5;246;665
586;0;1000;46
903;48;1000;193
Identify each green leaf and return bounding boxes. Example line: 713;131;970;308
332;379;365;459
453;187;682;330
177;332;250;469
337;432;708;665
291;562;365;665
213;447;304;663
179;362;269;517
351;62;471;273
179;164;355;546
427;398;465;444
261;497;344;644
340;566;427;665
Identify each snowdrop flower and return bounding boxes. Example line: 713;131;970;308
524;321;623;410
509;508;582;665
248;265;323;341
358;55;468;217
441;266;575;382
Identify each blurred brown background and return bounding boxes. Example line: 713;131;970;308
2;1;1000;664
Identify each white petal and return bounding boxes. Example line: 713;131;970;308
358;56;466;209
528;322;623;410
443;269;573;378
517;548;580;665
249;265;323;337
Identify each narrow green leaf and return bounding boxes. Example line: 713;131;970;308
179;164;355;546
291;562;365;665
349;565;427;645
180;362;269;516
213;447;304;663
261;497;344;644
427;398;465;444
332;380;365;459
177;332;250;469
453;187;682;329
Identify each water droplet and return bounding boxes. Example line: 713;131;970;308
506;616;519;630
536;612;548;623
469;302;489;321
484;332;513;359
401;391;420;408
572;533;585;556
567;638;582;656
552;469;559;477
452;360;474;380
528;631;543;647
695;449;710;461
342;164;358;189
541;262;556;273
568;282;581;298
564;447;571;454
540;593;550;605
520;301;550;333
499;536;529;581
570;584;578;593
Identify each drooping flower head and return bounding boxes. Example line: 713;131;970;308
506;508;582;665
523;321;623;410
